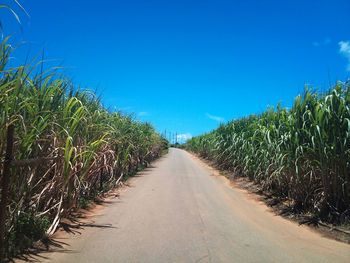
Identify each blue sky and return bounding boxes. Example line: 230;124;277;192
2;0;350;142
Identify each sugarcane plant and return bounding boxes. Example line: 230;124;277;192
186;83;350;224
0;38;168;258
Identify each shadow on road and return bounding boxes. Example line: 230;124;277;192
11;238;71;263
10;159;164;262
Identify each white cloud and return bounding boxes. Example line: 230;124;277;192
138;111;149;117
339;40;350;71
176;133;192;143
312;37;331;47
206;113;225;123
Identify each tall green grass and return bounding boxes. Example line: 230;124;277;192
0;39;167;257
186;83;350;223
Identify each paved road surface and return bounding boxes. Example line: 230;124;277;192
41;148;349;263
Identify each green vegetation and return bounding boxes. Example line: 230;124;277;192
0;38;168;258
186;83;350;224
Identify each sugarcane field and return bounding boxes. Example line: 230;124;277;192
0;1;350;262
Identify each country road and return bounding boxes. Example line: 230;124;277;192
38;148;349;263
